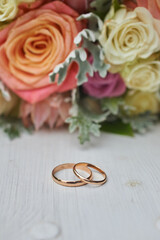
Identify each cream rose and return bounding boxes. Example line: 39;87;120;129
122;60;160;92
124;91;159;115
99;7;160;66
0;0;18;22
0;0;35;23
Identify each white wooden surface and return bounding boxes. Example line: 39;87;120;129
0;126;160;240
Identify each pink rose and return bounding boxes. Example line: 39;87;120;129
83;72;126;98
0;1;85;104
20;93;71;130
124;0;160;20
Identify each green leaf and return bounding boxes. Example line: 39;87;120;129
113;0;121;12
0;116;32;140
101;120;134;136
4;126;20;140
90;0;112;19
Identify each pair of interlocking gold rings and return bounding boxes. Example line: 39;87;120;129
52;162;107;187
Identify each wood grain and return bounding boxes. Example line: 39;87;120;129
0;126;160;240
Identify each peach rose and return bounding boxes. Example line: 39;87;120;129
0;1;84;103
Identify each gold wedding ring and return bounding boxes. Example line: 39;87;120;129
73;162;107;185
52;162;107;187
52;163;92;187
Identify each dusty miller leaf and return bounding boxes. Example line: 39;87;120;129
78;97;110;123
122;112;158;134
77;13;103;33
0;81;11;101
82;38;110;77
50;48;93;86
50;13;110;86
75;13;110;77
66;91;104;144
74;29;97;45
101;97;124;115
66;112;101;144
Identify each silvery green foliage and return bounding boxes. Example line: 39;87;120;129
0;81;11;101
122;113;158;134
50;13;110;85
66;112;101;144
76;13;103;34
75;13;110;77
50;49;93;85
79;104;110;123
66;90;108;144
101;97;124;115
101;97;159;134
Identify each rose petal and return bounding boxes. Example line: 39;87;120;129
31;101;50;130
59;101;71;120
47;108;59;128
137;0;148;8
148;0;160;20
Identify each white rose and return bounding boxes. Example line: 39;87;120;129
99;7;160;66
122;60;160;92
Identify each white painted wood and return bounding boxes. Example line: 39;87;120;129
0;126;160;240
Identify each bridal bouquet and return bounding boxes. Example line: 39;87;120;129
0;0;160;143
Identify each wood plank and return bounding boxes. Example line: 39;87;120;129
0;126;160;240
